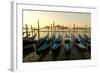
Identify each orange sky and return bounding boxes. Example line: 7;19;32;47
23;10;91;28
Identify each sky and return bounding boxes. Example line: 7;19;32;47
23;10;91;28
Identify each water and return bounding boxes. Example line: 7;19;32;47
23;28;91;40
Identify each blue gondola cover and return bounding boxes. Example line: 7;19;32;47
37;43;50;51
77;43;86;49
64;44;72;49
53;43;59;49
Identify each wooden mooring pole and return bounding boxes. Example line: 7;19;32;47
62;26;64;38
38;19;40;40
34;24;35;34
53;20;56;36
69;25;70;37
73;24;75;36
31;25;33;37
48;26;50;38
51;24;52;35
25;24;29;38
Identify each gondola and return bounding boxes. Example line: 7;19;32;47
64;33;72;54
23;38;35;58
36;35;49;49
28;33;37;40
84;34;91;52
65;33;70;38
23;33;31;39
77;34;85;43
52;33;62;60
23;33;37;58
23;37;36;47
48;33;56;46
23;44;35;58
36;35;51;61
36;34;49;55
23;33;37;44
36;43;50;55
71;34;77;42
36;33;56;61
74;34;86;51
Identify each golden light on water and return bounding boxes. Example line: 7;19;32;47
23;10;91;28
